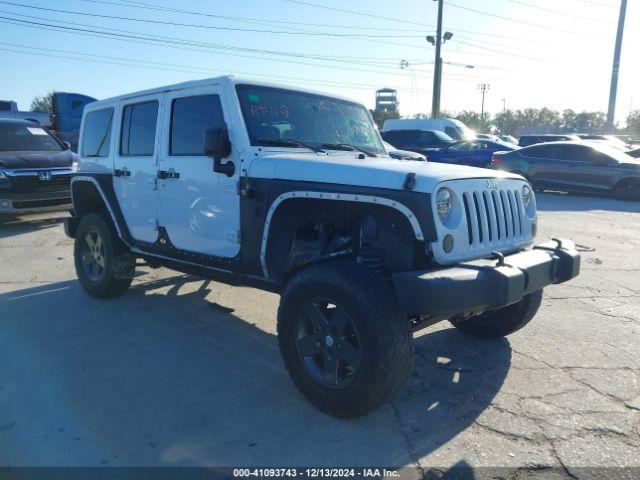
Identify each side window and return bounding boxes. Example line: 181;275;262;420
526;145;552;158
449;142;469;151
81;108;113;157
563;145;589;162
120;101;158;156
381;131;398;144
444;127;457;139
419;131;435;143
170;94;224;155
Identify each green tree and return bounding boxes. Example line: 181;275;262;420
370;109;400;129
561;110;605;132
30;91;55;112
494;110;520;135
455;110;485;131
626;110;640;135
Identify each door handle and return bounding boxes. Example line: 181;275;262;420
114;168;131;177
158;170;180;180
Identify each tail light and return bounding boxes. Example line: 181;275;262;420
492;156;502;164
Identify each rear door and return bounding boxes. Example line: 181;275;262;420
520;144;565;186
157;85;240;257
113;95;162;243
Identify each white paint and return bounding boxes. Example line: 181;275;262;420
247;151;520;195
112;91;163;244
156;84;240;258
430;177;536;265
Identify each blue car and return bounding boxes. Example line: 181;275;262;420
424;139;517;168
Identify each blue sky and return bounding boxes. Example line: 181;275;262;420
1;0;637;124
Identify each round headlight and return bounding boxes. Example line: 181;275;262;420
436;188;452;223
522;185;532;208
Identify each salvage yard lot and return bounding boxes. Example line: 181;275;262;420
1;193;639;476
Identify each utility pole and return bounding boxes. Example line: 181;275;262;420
431;0;444;119
502;98;506;114
606;0;627;133
478;83;490;130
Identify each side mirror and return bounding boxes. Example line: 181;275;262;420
63;141;72;150
204;124;235;177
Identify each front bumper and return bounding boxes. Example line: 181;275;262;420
0;191;71;214
392;239;580;316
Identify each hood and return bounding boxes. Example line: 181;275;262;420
248;151;520;194
619;159;640;170
0;150;76;169
388;148;425;161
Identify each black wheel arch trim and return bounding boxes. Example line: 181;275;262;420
70;173;436;289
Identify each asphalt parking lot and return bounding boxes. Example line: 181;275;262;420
1;192;639;477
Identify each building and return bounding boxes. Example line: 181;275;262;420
375;88;398;113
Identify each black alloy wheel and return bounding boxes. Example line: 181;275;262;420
295;298;362;388
79;226;107;282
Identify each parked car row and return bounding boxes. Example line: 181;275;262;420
491;141;640;200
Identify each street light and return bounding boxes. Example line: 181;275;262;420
427;30;453;118
478;83;490;131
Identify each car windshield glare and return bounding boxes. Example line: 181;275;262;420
236;84;385;155
589;142;634;162
0;124;63;152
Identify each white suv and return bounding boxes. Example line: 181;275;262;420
65;76;580;418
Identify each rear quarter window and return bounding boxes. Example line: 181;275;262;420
120;101;159;156
81;108;114;157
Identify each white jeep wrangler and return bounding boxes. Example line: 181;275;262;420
65;77;580;418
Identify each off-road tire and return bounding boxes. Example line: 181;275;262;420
277;262;413;418
450;289;543;338
74;213;135;298
613;179;640;201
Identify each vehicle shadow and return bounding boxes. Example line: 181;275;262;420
0;274;511;468
0;213;68;239
535;191;640;213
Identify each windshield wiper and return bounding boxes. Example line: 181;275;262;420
257;138;325;153
321;143;376;157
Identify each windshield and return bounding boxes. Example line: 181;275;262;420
236;84;385;155
450;120;476;140
432;130;455;142
591;142;637;162
0;124;62;153
603;135;630;148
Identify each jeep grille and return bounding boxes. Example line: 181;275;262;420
431;178;535;265
462;188;525;246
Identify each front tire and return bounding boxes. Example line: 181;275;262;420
613;179;640;201
450;290;543;338
74;213;135;298
277;262;413;418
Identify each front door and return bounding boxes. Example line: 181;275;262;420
562;145;615;190
157;86;240;258
113;95;162;243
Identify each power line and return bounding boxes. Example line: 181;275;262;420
444;1;606;38
0;1;424;38
576;0;618;7
0;40;420;91
0;40;490;95
0;12;423;73
284;0;584;44
0;12;502;84
285;0;435;28
506;0;615;23
454;39;550;63
77;0;429;33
